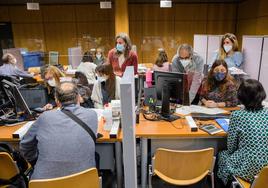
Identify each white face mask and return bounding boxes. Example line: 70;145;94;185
96;54;102;59
47;78;56;87
97;76;107;82
223;44;233;53
180;59;191;68
10;58;17;65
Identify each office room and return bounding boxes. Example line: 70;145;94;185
0;0;268;187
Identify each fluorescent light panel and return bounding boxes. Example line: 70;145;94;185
160;0;172;8
26;2;40;10
100;1;112;9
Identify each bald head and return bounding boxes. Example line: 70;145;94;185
55;82;79;106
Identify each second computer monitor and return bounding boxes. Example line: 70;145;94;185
154;71;189;106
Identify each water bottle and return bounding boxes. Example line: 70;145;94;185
145;68;152;88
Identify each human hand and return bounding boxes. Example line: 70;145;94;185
205;100;218;108
43;103;53;111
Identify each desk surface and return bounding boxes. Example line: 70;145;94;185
136;115;227;138
135;107;239;138
0;118;122;143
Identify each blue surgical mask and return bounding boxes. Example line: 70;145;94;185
116;44;125;52
214;72;226;81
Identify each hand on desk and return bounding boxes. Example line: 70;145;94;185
204;100;218;108
43;103;53;111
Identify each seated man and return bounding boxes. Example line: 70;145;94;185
20;81;98;179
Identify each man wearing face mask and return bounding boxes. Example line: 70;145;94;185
0;53;33;78
107;33;138;76
171;44;204;104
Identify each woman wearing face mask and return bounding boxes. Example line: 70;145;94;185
200;60;238;108
43;66;65;110
0;53;33;78
210;33;243;69
107;33;138;76
94;48;106;66
91;63;121;109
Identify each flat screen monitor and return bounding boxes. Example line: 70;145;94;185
154;71;189;121
1;79;33;119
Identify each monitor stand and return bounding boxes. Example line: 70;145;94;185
161;114;180;122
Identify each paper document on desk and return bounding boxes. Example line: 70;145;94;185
92;109;104;121
176;105;227;115
229;67;247;75
12;121;35;139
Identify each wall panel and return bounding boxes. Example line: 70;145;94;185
42;5;75;22
44;22;77;64
0;6;10;22
9;6;42;23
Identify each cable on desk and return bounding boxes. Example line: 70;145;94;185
170;121;183;129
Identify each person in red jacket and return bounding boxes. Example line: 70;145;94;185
107;33;138;76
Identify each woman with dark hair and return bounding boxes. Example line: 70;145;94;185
77;51;97;85
152;48;170;72
91;63;121;109
107;33;138;76
200;59;238;107
217;79;268;186
75;71;90;87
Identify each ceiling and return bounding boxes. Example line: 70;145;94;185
0;0;246;5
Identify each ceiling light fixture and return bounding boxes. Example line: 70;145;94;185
100;1;112;9
160;0;172;8
26;2;40;10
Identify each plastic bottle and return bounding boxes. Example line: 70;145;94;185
145;68;152;88
103;104;113;131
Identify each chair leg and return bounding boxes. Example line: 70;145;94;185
232;181;239;188
210;172;215;188
99;176;102;188
148;164;153;188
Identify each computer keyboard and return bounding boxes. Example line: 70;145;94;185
191;113;230;120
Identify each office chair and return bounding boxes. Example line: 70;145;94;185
29;168;101;188
232;166;268;188
0;152;20;181
148;148;215;188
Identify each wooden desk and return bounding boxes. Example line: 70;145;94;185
136;114;229;187
0;119;123;188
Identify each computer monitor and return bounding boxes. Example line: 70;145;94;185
154;71;189;121
1;79;34;119
49;51;59;66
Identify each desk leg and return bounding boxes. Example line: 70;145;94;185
141;138;148;188
115;142;123;188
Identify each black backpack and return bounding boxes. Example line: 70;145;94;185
0;143;29;188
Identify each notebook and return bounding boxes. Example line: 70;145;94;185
215;118;230;132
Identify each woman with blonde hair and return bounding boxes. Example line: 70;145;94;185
210;33;243;68
43;66;65;110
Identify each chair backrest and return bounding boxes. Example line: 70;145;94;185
0;152;20;180
153;147;214;185
29;168;99;188
252;166;268;188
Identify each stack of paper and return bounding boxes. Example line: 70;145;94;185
176;105;227;115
